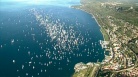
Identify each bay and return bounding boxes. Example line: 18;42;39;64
0;1;104;77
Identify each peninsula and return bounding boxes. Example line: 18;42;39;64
72;0;138;77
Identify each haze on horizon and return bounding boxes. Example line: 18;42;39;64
0;0;80;4
0;0;81;8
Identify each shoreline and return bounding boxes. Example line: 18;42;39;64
71;1;112;64
71;6;106;41
71;2;113;77
71;6;109;65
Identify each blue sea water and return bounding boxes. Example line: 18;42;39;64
0;1;104;77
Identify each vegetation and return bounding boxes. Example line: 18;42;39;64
128;37;138;54
100;28;110;41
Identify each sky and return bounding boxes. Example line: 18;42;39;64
0;0;80;4
0;0;80;9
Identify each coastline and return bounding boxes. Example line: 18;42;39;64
71;2;112;77
71;6;107;41
71;5;107;77
90;13;106;41
71;0;112;65
71;3;108;63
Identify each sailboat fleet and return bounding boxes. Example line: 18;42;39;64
4;8;105;77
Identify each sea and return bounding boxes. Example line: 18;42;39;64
0;0;105;77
